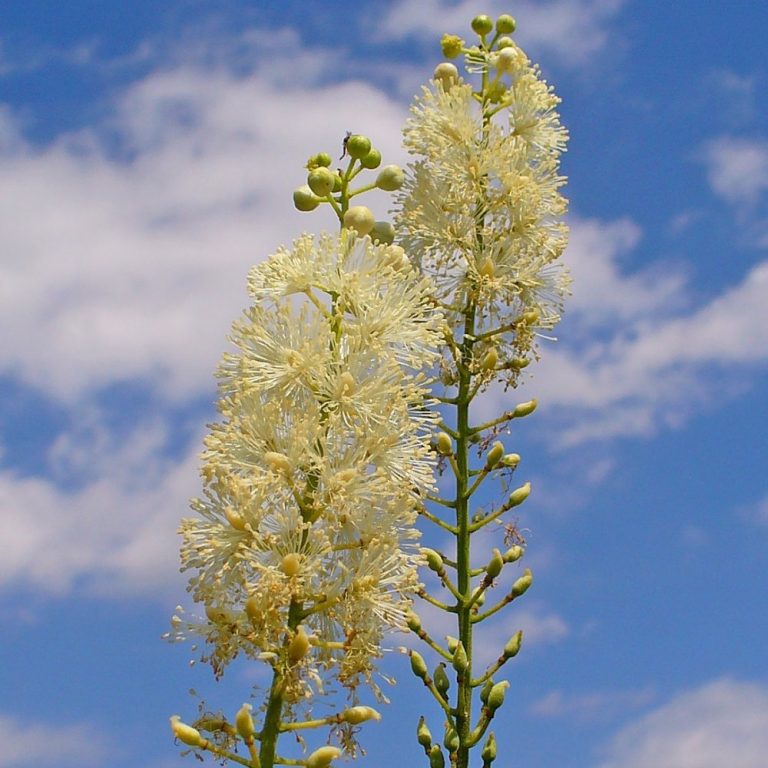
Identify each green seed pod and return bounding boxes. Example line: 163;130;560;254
170;716;205;747
293;185;320;212
342;706;381;724
502;545;524;563
508;482;531;508
496;14;516;33
485;441;504;469
452;641;469;674
346;134;372;159
235;703;255;740
376;164;405;191
307;746;342;768
307;166;335;197
444;726;460;752
360;147;382;169
511;568;533;599
503;630;523;659
410;649;428;680
513;399;537;418
436;432;453;456
433;62;459;88
441;34;464;58
501;453;520;469
429;745;446;768
471;14;494;35
422;548;443;572
342;205;376;236
486;548;504;579
482;732;497;764
480;678;494;705
417;716;433;748
487;680;510;712
433;662;450;696
370;220;395;245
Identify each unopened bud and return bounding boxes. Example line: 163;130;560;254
406;611;422;632
478;258;495;278
523;308;540;324
281;553;301;577
502;545;524;563
485;441;504;469
307;166;335;197
471;14;494;35
370;220;395;245
170;716;205;747
446;635;459;653
480;678;494;705
343;205;376;236
496;14;517;33
497;36;514;49
417;715;433;748
429;745;446;768
235;703;256;740
508;482;531;508
337;370;356;396
422;548;443;572
471;586;486;607
293;185;321;212
342;706;381;724
433;62;459;88
481;347;498;370
444;726;460;752
482;732;497;764
513;399;537;418
452;641;469;674
486;548;504;579
510;356;530;370
487;680;510;711
503;630;523;659
500;453;520;469
307;746;342;768
433;662;450;695
345;134;372;160
496;46;523;74
410;649;428;680
360;148;382;169
224;506;247;531
287;626;311;663
441;34;464;58
264;451;291;474
376;164;405;191
511;568;533;599
382;244;410;270
436;432;453;456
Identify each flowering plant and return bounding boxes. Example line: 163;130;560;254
169;13;568;768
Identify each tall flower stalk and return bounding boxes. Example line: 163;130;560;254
392;13;569;768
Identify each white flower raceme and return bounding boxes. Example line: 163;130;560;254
173;231;442;703
396;42;570;386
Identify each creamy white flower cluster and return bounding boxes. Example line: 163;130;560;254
174;232;442;703
396;41;569;386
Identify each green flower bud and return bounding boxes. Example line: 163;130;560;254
360;147;382;169
307;746;342;768
501;453;520;469
406;610;422;631
342;706;381;724
481;346;498;370
422;548;443;572
433;62;459;88
486;548;504;579
502;545;524;563
281;553;301;577
497;36;514;49
342;205;376;236
293;185;320;212
478;258;495;278
346;134;371;159
376;164;405;191
224;505;247;531
480;678;494;705
452;641;469;674
433;662;450;695
471;586;486;607
508;482;531;508
496;14;516;33
436;431;453;456
486;681;509;711
170;716;205;747
307;166;335;197
410;649;428;680
471;14;494;35
487;80;508;104
511;568;533;599
235;703;256;741
287;625;311;663
314;152;332;167
417;716;433;748
332;172;342;193
485;441;504;469
370;220;395;245
523;308;540;324
482;732;497;764
441;34;464;58
429;745;446;768
446;635;459;653
503;630;523;659
510;356;530;369
444;726;460;753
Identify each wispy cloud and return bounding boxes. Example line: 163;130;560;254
530;684;655;722
701;136;768;206
596;678;768;768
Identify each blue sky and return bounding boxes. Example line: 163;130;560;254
1;1;767;767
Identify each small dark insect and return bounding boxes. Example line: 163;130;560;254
504;519;528;548
340;130;352;160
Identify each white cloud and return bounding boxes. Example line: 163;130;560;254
0;714;108;768
378;0;625;68
702;137;768;206
531;684;655;722
596;678;768;768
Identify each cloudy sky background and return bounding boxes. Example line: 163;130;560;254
1;1;767;766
